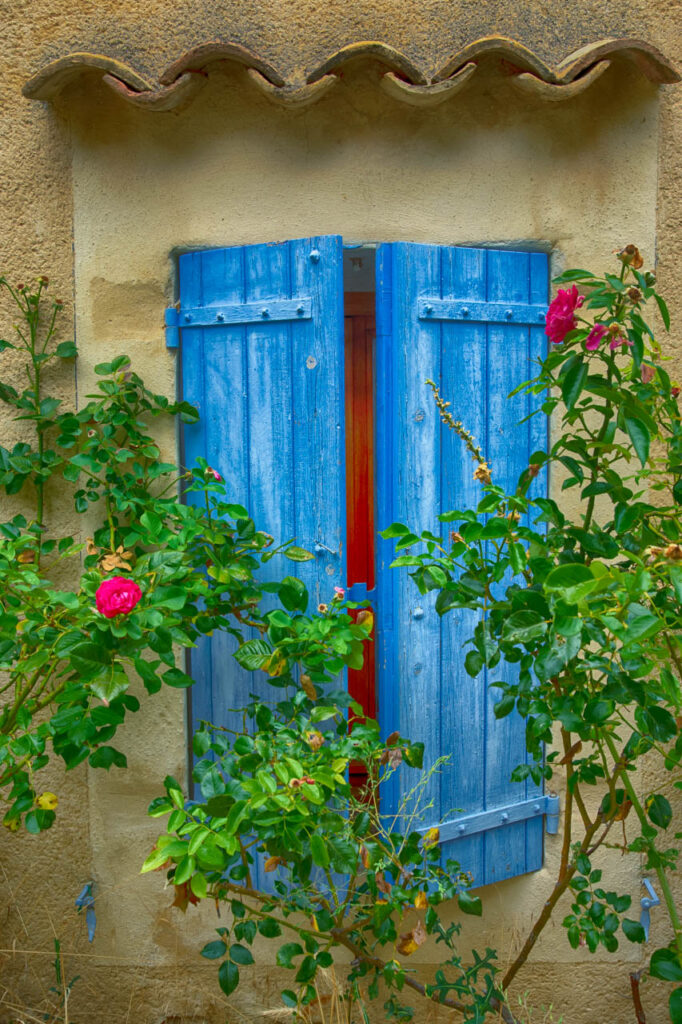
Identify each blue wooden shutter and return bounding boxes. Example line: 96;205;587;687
177;236;346;758
376;243;551;886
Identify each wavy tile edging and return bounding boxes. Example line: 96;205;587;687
23;35;680;112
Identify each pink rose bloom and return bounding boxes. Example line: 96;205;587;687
333;586;345;600
96;577;142;618
585;324;608;351
545;286;584;345
610;334;633;351
206;467;222;482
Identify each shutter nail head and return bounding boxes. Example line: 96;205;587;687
413;607;424;620
457;824;466;833
501;812;509;823
461;307;470;317
425;305;434;316
261;308;270;318
216;312;224;322
538;311;546;321
184;313;192;323
309;250;321;263
505;309;513;320
297;304;304;315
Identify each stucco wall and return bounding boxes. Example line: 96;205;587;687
1;4;682;1024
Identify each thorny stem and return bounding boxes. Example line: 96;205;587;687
602;731;682;962
502;760;623;993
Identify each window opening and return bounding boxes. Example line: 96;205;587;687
343;246;376;792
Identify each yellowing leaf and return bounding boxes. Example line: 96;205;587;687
414;891;428;910
265;649;287;677
356;609;374;632
305;730;324;751
36;791;58;811
300;674;318;699
396;920;427;957
264;856;284;872
422;827;440;849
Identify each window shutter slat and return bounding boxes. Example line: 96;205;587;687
376;242;549;887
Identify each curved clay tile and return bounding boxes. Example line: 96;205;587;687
23;51;151;100
380;63;476;106
159;41;285;87
555;37;680;84
247;68;338;107
306;41;427;85
22;36;680;109
103;72;206;111
434;36;558;83
509;61;612;101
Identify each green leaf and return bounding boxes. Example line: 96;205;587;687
622;919;645;944
55;341;78;359
88;746;127;770
150;586;187;611
457;891;482;916
276;942;304;969
310;833;330;869
89;666;129;704
234;638;271;671
464;650;484;677
501;610;547;644
647;794;672;829
624;416;650;467
258;918;282;938
163;667;194;688
403;741;424;768
651;948;682;982
295;954;318;984
553;269;597;283
284;546;315;563
380;523;410;539
218;960;240;997
561;358;588;411
229;944;255;965
671;989;682;1024
201;940;227;960
655;293;671;331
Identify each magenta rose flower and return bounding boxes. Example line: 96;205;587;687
96;577;142;618
545;286;584;345
585;324;608;351
206;467;222;482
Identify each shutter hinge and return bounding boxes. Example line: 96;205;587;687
417;298;548;326
173;297;312;329
165;306;180;349
420;792;560;843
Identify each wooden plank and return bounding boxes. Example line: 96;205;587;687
483;248;537;883
290;236;346;610
439;244;488;885
392;243;443;836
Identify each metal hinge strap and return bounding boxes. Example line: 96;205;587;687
178;297;312;329
420;793;560;843
417;298;547;326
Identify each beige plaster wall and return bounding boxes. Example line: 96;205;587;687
1;3;682;1024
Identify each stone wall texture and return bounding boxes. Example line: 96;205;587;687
1;3;682;1023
